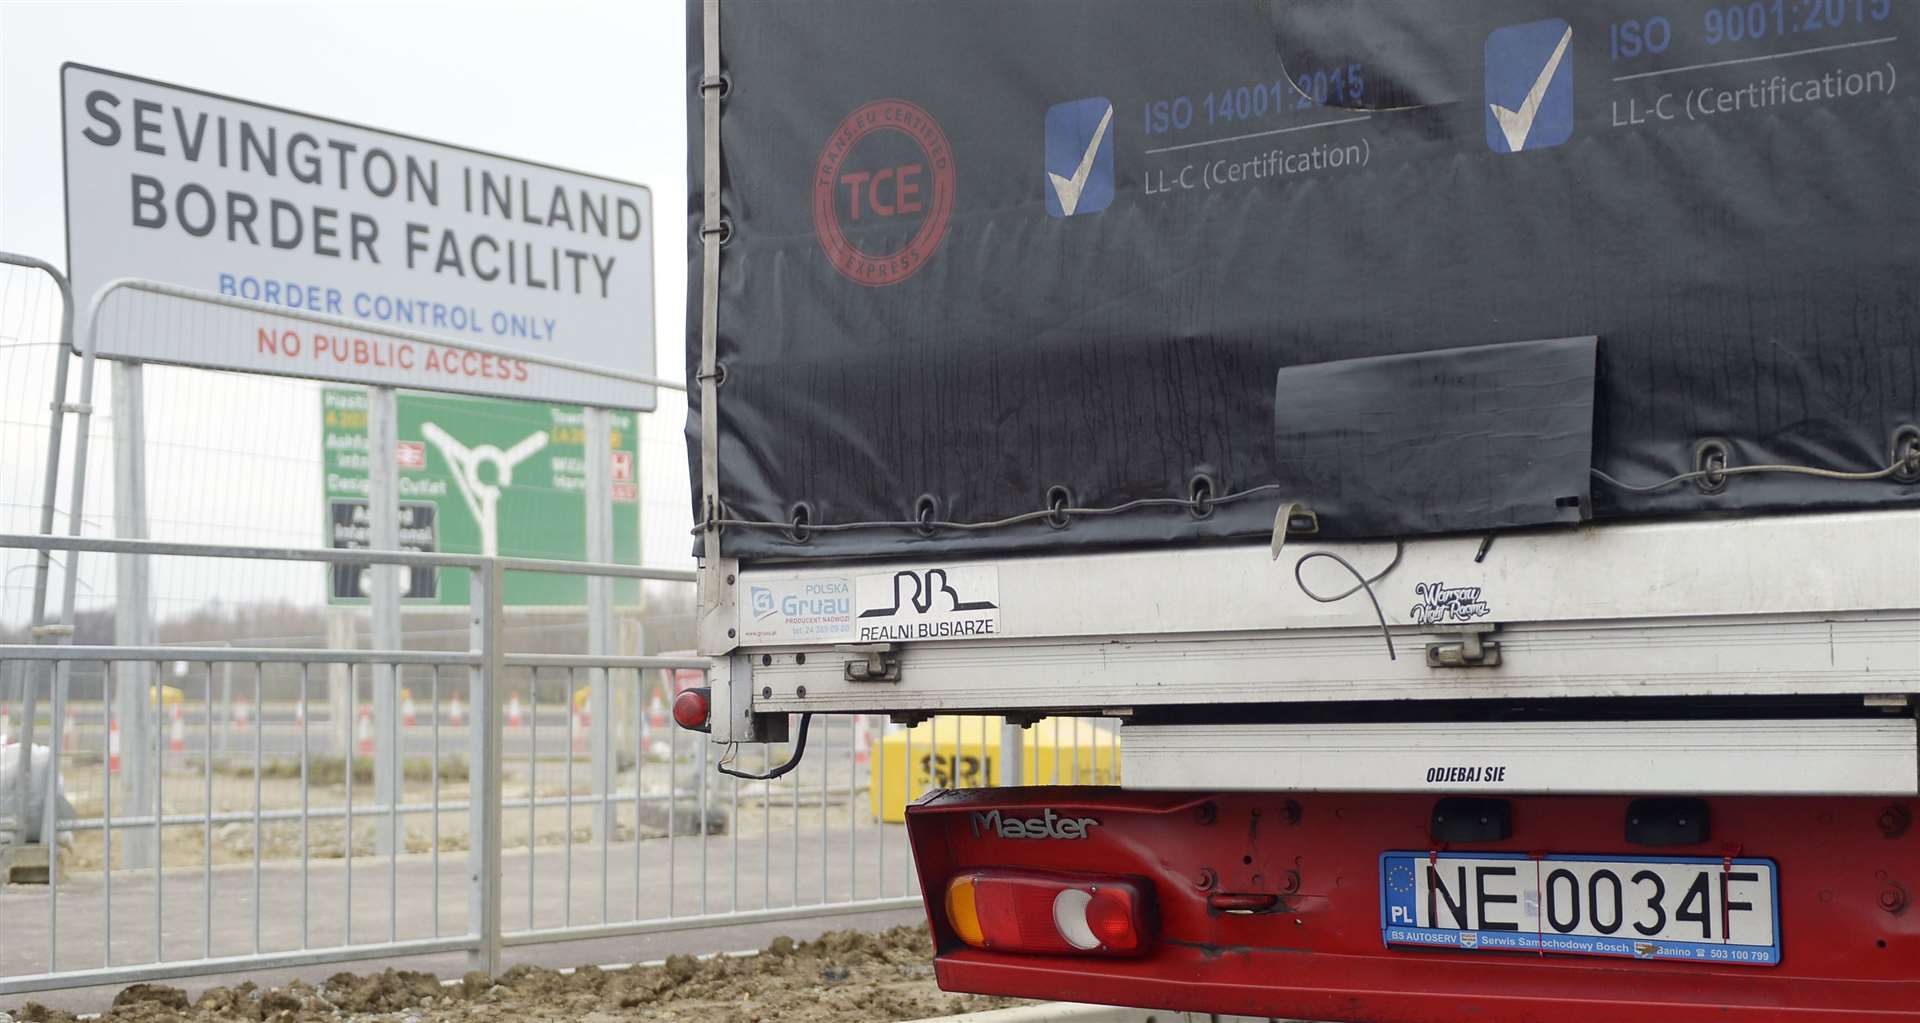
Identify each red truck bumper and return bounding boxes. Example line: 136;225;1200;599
905;788;1918;1022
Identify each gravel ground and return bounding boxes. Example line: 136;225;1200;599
2;927;1024;1023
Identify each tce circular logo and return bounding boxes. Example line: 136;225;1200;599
812;99;955;287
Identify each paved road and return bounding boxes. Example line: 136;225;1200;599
3;821;919;994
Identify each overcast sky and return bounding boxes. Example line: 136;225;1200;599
0;1;694;627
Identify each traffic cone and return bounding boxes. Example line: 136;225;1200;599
356;705;374;755
0;703;10;746
233;697;251;728
854;714;871;766
109;717;122;774
63;707;78;751
402;692;417;727
648;692;667;732
572;707;589;754
507;692;524;728
447;692;465;726
169;704;186;753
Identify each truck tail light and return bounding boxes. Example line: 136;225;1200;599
943;870;1153;957
672;687;711;732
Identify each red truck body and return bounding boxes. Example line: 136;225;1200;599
907;788;1918;1021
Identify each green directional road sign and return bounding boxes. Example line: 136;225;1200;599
322;387;641;606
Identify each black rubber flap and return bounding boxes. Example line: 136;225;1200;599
1272;336;1597;539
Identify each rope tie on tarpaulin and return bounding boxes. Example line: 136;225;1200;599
694;455;1914;539
1589;460;1909;493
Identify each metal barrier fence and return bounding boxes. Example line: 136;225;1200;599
0;533;1120;996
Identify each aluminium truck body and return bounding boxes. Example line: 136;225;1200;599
685;1;1920;1018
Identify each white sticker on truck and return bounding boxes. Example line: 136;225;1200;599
855;566;1001;642
739;577;856;645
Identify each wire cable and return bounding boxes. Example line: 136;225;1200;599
717;713;812;780
1292;542;1404;661
1591;461;1904;494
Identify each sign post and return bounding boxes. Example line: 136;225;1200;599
368;386;402;854
585;407;613;841
326;608;355;756
111;361;156;869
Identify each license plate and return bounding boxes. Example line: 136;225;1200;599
1380;851;1780;966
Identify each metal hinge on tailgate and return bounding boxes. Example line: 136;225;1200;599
840;643;901;682
1425;624;1501;668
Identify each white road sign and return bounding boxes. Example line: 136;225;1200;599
61;64;656;409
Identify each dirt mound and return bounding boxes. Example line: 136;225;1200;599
2;926;1021;1023
317;970;446;1013
112;986;192;1013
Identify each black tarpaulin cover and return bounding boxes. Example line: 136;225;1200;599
687;0;1918;561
